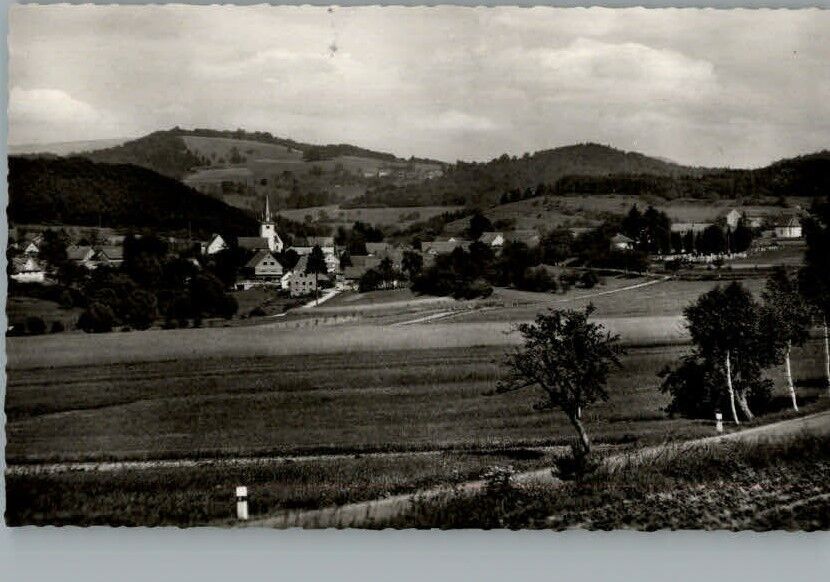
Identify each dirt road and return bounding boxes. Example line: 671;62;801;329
244;409;830;528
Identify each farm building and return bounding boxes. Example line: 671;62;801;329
479;232;505;247
284;255;330;297
204;234;229;255
774;217;802;239
243;250;284;281
670;222;713;235
422;240;470;255
10;256;45;283
90;246;124;268
66;245;95;269
609;233;635;251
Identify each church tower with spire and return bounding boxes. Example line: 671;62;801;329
260;195;283;252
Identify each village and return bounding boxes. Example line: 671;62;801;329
6;195;807;331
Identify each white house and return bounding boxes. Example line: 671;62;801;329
610;233;635;251
478;232;505;248
66;245;95;269
725;209;743;229
774;217;802;239
205;234;228;255
11;256;45;283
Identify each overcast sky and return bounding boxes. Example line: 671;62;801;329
8;6;830;167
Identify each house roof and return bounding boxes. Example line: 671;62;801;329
670;222;713;233
504;230;540;245
66;245;93;261
294;236;335;248
237;236;270;250
610;233;634;244
365;242;392;254
776;216;801;228
96;245;124;260
423;240;469;255
478;232;504;245
244;250;276;269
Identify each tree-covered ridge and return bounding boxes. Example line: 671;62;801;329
8;156;258;238
353;143;708;207
83;131;204;179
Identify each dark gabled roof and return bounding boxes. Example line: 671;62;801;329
96;245;124;260
237;236;270;250
66;245;93;261
244;249;275;269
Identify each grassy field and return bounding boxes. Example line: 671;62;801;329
381;434;830;530
277;204;462;228
6;296;84;332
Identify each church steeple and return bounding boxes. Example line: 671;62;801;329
264;195;272;223
260;195;283;252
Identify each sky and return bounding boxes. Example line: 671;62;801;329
8;5;830;168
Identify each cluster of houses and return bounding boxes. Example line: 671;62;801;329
670;207;803;240
8;229;127;283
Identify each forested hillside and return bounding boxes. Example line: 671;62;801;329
352;143;707;207
8;156;258;237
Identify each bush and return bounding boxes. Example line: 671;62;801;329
58;290;74;309
249;307;266;317
454;278;493;300
25;316;47;336
579;270;599;289
553;445;601;481
78;302;116;334
519;266;557;292
50;321;65;334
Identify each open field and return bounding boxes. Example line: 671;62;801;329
277;204;462;228
380;432;830;530
445;195;812;234
6;339;827;526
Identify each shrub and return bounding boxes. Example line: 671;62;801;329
78;302;116;334
519;266;557;293
58;290;74;309
249;307;266;317
579;270;599;289
482;465;516;498
553;445;601;481
25;316;47;336
50;321;65;334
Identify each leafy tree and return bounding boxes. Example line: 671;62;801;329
540;229;573;265
78;302;116;333
123;289;158;330
659;354;724;419
339;250;353;271
359;268;383;293
682;282;774;423
761;268;812;411
799;199;830;393
401;250;423;280
378;257;396;288
25;316;47;336
496;305;624;455
306;245;328;305
38;229;70;269
467;210;494;241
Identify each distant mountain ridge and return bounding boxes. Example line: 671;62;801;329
353;143;712;207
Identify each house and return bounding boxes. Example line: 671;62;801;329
609;233;635;251
243;250;284;283
292;236;336;255
774;217;802;239
422;240;470;255
66;245;95;269
742;210;767;229
22;233;43;256
284;255;329;297
90;245;124;268
478;232;505;248
365;242;393;256
725;209;743;229
10;256;46;283
670;222;713;235
205;234;229;255
504;230;541;248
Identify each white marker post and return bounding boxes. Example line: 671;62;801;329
715;412;723;434
236;486;249;521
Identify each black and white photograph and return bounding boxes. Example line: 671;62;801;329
4;4;830;529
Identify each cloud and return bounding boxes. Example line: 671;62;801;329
7;6;830;166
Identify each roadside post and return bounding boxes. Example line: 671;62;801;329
715;411;723;434
236;486;249;520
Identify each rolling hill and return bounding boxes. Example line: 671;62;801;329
73;128;445;213
352;143;710;207
8;156;259;237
